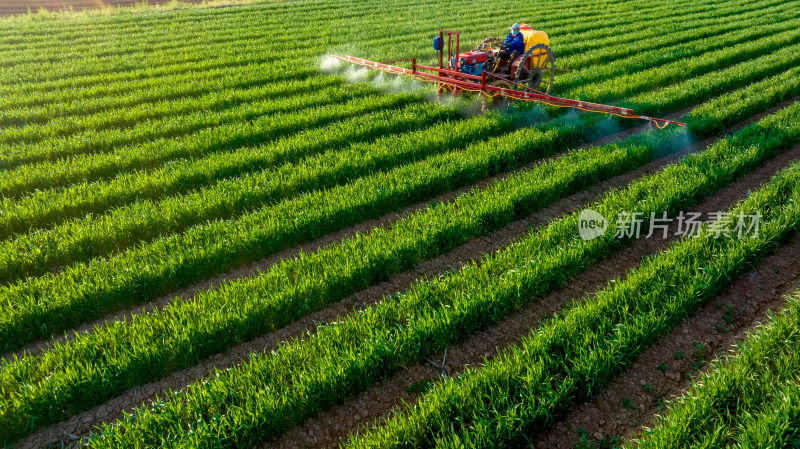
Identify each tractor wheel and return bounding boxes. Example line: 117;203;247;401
515;44;555;94
487;78;515;90
485;78;516;108
484;53;497;73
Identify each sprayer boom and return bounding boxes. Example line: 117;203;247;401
327;28;685;128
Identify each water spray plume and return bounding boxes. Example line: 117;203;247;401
458;96;484;117
372;72;386;88
673;127;696;151
320;55;342;73
588;115;622;140
516;103;549;127
555;108;580;127
345;65;369;83
391;75;406;90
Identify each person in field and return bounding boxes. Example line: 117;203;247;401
503;23;525;55
491;23;525;73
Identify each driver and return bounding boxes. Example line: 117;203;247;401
491;23;525;73
503;23;525;55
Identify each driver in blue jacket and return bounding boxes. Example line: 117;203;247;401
503;23;525;54
491;23;525;73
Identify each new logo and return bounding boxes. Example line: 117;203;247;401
578;208;608;241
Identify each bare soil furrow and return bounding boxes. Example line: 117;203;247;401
19;86;797;362
15;101;797;448
532;234;800;449
12;114;683;449
3;107;674;363
267;144;800;449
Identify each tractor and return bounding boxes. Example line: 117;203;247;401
329;25;685;128
442;23;565;94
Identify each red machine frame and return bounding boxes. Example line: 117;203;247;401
329;30;686;128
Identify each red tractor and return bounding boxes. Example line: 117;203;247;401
444;23;564;94
329;25;685;128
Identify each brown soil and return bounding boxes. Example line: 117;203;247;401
532;234;800;449
0;0;202;17
12;132;638;449
266;144;800;449
10;109;687;449
9;89;793;363
1;105;681;363
13;98;799;448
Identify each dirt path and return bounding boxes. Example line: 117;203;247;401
14;98;798;448
267;144;800;449
532;233;800;449
8;87;794;362
1;106;670;364
11;111;682;449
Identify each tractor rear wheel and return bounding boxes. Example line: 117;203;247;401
515;44;555;94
